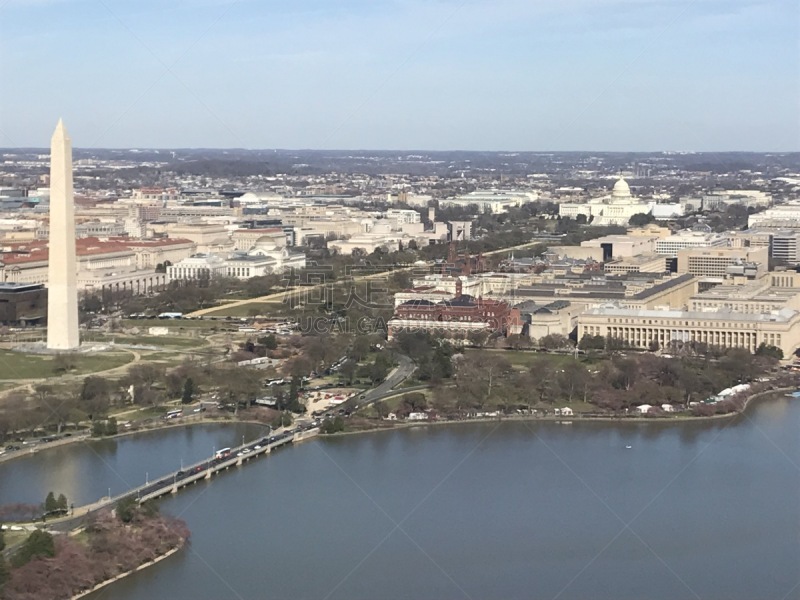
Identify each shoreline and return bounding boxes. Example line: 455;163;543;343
323;386;798;438
0;387;794;466
70;541;185;600
0;417;271;466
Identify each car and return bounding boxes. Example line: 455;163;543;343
236;451;244;457
254;445;262;450
241;449;251;454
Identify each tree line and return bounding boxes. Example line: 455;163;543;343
390;331;787;417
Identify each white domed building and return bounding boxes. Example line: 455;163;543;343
224;234;306;280
559;177;654;226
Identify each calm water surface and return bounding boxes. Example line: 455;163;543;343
0;423;265;506
8;399;800;600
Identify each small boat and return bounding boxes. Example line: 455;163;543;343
625;445;632;449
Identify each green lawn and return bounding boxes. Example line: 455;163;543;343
466;349;603;369
0;349;133;380
103;335;207;349
120;319;222;330
201;302;293;318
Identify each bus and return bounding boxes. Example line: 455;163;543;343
157;312;183;320
165;409;183;420
214;448;231;459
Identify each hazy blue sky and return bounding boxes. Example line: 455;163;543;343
0;0;797;150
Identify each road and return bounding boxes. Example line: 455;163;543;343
317;354;417;418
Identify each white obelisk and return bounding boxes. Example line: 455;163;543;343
46;119;80;350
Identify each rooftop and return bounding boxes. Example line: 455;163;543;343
585;305;798;323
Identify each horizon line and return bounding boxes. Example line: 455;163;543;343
2;147;799;155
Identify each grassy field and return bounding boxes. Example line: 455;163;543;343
0;349;133;380
200;302;294;318
2;529;30;548
120;319;225;330
103;335;207;349
466;348;604;369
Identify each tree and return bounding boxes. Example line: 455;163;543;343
45;492;58;513
557;361;592;402
0;554;9;588
605;335;625;354
539;333;570;350
81;376;112;417
349;336;371;362
124;363;166;408
11;530;56;568
0;523;5;552
467;330;490;348
116;496;138;524
286;375;305;413
755;343;783;360
505;334;532;350
181;378;195;404
33;384;72;435
258;334;278;350
629;212;655;227
91;420;107;437
578;334;605;351
80;295;103;314
648;339;660;352
218;368;262;414
339;359;357;385
320;416;345;434
272;411;293;429
57;494;68;511
368;352;393;384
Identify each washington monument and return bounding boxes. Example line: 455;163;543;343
46;119;80;350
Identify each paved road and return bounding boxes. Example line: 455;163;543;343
318;354;416;417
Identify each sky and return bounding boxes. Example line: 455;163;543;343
0;0;798;151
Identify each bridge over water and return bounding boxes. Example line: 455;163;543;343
40;426;319;529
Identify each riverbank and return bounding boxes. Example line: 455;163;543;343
323;386;799;438
1;385;794;469
70;541;185;600
0;416;271;466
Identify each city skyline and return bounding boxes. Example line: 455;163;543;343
0;0;798;151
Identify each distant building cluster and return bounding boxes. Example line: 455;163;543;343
386;180;800;356
3;141;800;361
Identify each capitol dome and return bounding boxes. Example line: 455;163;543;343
611;177;631;198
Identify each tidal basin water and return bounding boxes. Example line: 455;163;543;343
0;422;265;507
6;398;800;599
